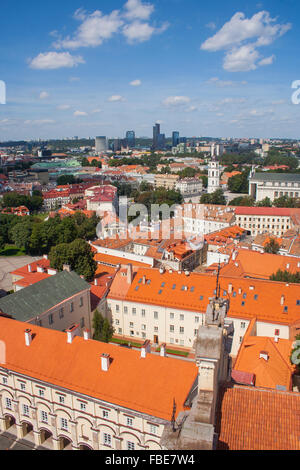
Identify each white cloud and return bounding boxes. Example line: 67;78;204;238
258;54;275;66
123;21;154;43
39;91;49;99
74;110;88;116
201;11;291;72
69;76;80;82
223;44;260;72
206;22;217;30
207;77;248;87
130;79;142;86
30;52;85;69
57;104;71;110
91;108;102;113
185;106;198;112
108;95;125;102
24;119;56;125
124;0;154;21
54;10;123;49
162;96;191;107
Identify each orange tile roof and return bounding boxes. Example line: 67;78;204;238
94;253;152;268
0;317;197;421
13;272;51;288
221;249;300;280
233;321;294;390
108;267;300;325
10;258;51;277
216;385;300;450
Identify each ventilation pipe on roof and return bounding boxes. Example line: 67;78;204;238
141;340;151;359
25;329;33;347
66;324;80;344
101;354;110;371
280;295;285;306
28;264;32;273
228;283;233;294
94;278;98;286
142;275;146;285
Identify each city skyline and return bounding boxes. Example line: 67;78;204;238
1;0;300;140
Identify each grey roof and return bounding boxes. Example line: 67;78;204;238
0;271;90;322
250;172;300;182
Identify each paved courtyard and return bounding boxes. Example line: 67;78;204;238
0;256;42;293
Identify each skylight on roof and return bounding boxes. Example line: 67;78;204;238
172;284;176;290
158;290;162;295
135;286;139;291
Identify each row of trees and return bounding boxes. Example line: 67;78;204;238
230;195;300;208
0;212;99;256
270;269;300;284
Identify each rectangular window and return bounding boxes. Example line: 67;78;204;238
180;314;184;321
141;309;146;317
170;325;174;332
154;326;158;332
142;324;146;331
38;388;45;397
48;314;54;325
130;322;134;328
127;441;135;451
61;418;68;430
116;305;120;312
126;417;134;427
124;306;128;314
20;382;26;391
70;302;74;313
132;308;136;315
80;297;83;307
180;327;184;334
59;308;64;319
154;312;158;319
80;402;86;411
5;398;12;410
2;376;8;385
58;395;65;404
102;410;109;419
170;313;174;319
150;424;158;435
194;329;198;336
241;322;246;329
195;316;199;323
103;433;112;446
80;317;85;328
23;404;30;416
41;411;48;423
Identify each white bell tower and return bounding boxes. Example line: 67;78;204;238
207;157;220;194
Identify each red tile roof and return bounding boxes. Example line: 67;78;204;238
216;385;300;450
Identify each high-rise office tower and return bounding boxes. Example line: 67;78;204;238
95;136;107;153
172;131;180;147
153;123;160;149
126;131;136;148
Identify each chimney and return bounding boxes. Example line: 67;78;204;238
280;295;285;306
274;336;279;343
142;275;146;285
101;354;110;372
127;264;133;285
286;263;290;270
83;329;90;340
63;264;71;272
228;283;233;294
159;267;165;274
66;324;80;344
259;351;269;361
28;264;32;273
43;254;48;260
160;343;167;357
25;329;33;347
94;278;98;286
141;340;151;359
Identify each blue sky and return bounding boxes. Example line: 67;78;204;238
1;0;300;141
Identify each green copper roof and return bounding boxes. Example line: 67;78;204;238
0;271;90;322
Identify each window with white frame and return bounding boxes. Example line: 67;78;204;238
41;411;48;423
80;402;86;411
60;418;68;430
154;311;158;319
180;327;184;334
38;388;45;397
141;309;146;317
58;395;65;404
126;417;134;427
127;441;135;450
5;398;12;410
149;424;158;434
2;376;8;385
103;433;112;446
102;410;109;419
22;404;30;416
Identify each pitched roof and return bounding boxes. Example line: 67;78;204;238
0;317;197;421
249;172;300;182
0;271;90;321
215;385;300;450
235;206;294;216
108;267;300;325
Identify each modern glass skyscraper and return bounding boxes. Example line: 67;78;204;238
153;123;165;150
172;131;180;147
126;131;135;148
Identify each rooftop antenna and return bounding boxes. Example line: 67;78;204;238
171;398;177;432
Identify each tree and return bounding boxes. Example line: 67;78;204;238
49;239;97;281
230;196;255;206
270;270;300;284
10;220;32;251
200;189;226;205
92;310;114;343
256;197;272;207
228;170;250;194
264;238;280;254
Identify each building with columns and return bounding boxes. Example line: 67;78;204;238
0;317;197;450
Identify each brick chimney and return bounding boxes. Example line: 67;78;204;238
28;264;32;273
63;264;71;272
259;351;269;361
25;329;33;347
101;354;110;371
66;324;80;344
